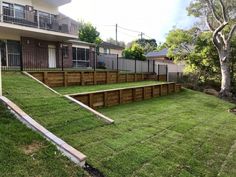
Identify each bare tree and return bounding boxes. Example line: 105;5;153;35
188;0;236;98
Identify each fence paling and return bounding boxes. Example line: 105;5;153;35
97;55;155;73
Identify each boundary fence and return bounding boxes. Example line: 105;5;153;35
97;54;155;73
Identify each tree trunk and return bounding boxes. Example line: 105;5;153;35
219;52;232;98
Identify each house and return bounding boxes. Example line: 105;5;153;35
146;48;174;63
99;42;124;57
0;0;96;69
146;48;185;82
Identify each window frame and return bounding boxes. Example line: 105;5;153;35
14;4;25;19
72;47;90;67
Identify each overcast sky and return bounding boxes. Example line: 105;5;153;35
59;0;196;43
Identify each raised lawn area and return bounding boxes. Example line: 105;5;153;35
3;72;236;177
0;103;88;177
54;81;163;95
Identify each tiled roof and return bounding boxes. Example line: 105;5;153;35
99;42;125;50
146;48;168;58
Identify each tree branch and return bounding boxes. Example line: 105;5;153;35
219;32;227;45
219;0;228;22
212;22;228;49
206;13;215;31
206;0;223;24
227;24;236;42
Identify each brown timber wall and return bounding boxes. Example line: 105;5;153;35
70;83;182;109
28;71;165;87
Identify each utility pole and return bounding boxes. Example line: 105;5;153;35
139;32;144;40
115;24;118;44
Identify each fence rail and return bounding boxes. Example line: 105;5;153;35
1;44;172;82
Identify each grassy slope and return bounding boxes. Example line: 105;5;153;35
54;81;163;95
0;103;88;177
3;72;236;177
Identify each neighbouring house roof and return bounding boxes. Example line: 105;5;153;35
99;42;125;50
69;40;96;47
146;48;169;58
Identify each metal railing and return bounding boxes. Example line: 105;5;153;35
1;46;161;75
0;6;78;35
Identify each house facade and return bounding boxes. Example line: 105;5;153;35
99;42;124;57
0;0;96;69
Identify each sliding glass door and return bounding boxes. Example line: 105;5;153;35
72;47;90;68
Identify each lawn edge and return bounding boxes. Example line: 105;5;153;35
67;82;170;96
22;71;61;96
0;96;87;167
65;95;114;124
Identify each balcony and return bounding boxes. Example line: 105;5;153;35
0;6;78;39
40;0;71;7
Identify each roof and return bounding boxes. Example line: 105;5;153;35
146;48;169;58
69;40;96;47
99;42;125;50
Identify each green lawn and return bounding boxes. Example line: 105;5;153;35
54;81;163;95
0;103;88;177
3;71;236;177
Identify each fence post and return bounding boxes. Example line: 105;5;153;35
117;54;119;72
61;45;64;71
94;51;96;71
158;64;160;81
153;60;155;73
166;64;168;82
135;59;137;73
20;40;23;71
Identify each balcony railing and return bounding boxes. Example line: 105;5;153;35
0;6;78;36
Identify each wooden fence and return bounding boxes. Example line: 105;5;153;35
29;71;167;87
69;83;182;109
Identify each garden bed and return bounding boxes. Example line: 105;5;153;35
55;80;164;95
69;83;181;108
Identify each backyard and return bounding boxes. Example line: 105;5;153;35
2;72;236;177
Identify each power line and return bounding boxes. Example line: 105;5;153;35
117;25;141;34
118;25;156;40
118;31;139;38
98;23;157;42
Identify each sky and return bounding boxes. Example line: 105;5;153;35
59;0;196;43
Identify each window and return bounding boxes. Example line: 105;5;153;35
38;11;55;24
104;48;110;54
72;47;90;67
3;2;14;17
14;4;25;19
1;40;21;67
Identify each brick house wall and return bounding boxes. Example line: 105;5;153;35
56;43;73;68
21;37;73;69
